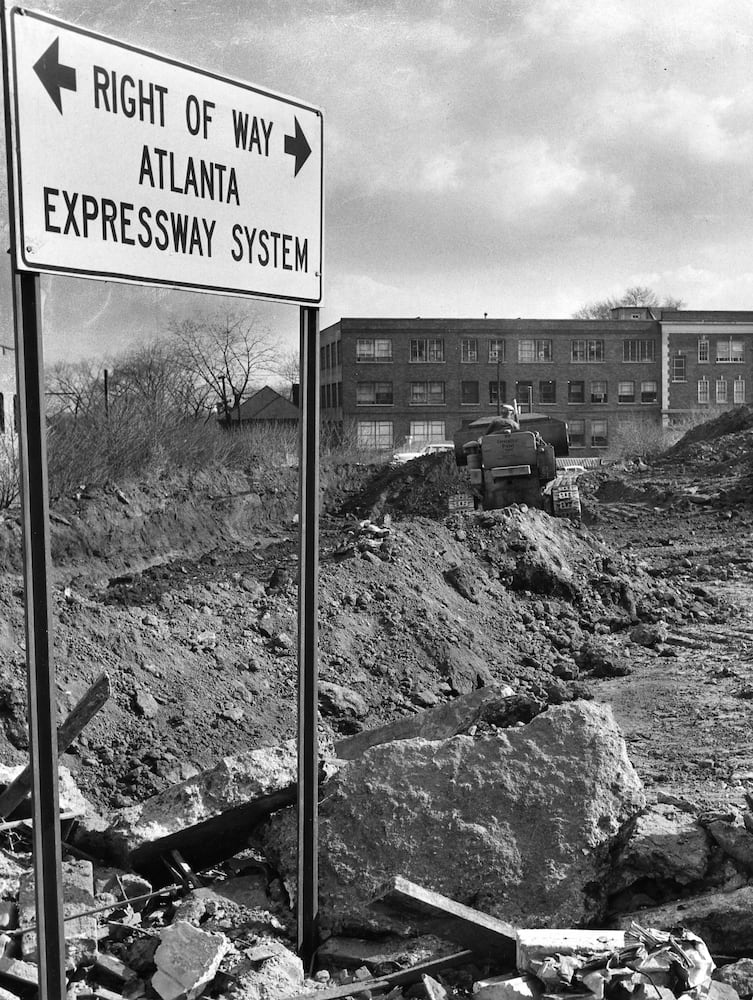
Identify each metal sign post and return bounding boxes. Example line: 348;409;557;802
297;304;319;963
10;270;67;996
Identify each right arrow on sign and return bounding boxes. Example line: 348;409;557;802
33;37;77;114
284;117;312;176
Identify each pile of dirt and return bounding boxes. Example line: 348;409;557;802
657;405;753;477
337;452;467;521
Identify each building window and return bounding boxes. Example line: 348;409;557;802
356;338;393;362
716;338;744;363
489;380;507;406
641;380;658;403
571;339;604;363
539;380;556;404
697;378;710;404
488;339;505;363
357;420;393;450
591;419;608;448
569;419;585;447
518;339;552;362
461;339;478;363
716;378;728;404
461;380;479;405
590;380;608;404
568;381;585;404
320;345;327;371
410;420;446;443
410;338;444;363
671;356;686;382
516;380;533;409
734;378;746;404
410;381;445;405
698;338;709;363
623;340;655;362
618;381;635;403
336;340;342;366
356;381;393;406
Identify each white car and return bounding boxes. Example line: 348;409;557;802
392;442;455;464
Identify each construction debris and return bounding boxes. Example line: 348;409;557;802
515;923;715;1000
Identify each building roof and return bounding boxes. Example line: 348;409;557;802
235;385;299;422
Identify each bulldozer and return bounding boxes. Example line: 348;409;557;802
451;403;581;519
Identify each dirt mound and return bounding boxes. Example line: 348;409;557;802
337;452;466;521
658;405;753;472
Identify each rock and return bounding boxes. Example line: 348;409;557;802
715;959;753;998
334;685;515;760
423;974;448;1000
262;701;644;932
319;682;369;718
617;885;753;955
630;622;669;647
152;920;228;1000
444;563;482;602
133;689;160;719
610;804;711;892
473;974;543;1000
227;938;304;1000
428;640;494;695
0;763;92;818
105;743;299;864
710;983;742;1000
575;639;631;677
317;934;457;973
18;860;96;969
706;819;753;872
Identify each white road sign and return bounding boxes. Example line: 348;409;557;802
3;5;323;303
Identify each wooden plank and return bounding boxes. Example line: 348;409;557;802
0;672;111;820
372;876;517;958
287;949;475;1000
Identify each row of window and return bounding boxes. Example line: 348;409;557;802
355;337;658;364
355;417;611;451
321;341;343;371
698;377;746;404
354;336;747;365
351;379;661;406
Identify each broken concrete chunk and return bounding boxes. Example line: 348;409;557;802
319;681;369;719
262;701;644;932
334;685;514;760
151;920;228;1000
715;958;753;998
706;819;753;872
609;803;711;892
105;742;300;864
710;983;742;1000
422;973;448;1000
317;934;459;973
18;859;96;968
473;974;543;1000
516;929;626;974
228;938;304;1000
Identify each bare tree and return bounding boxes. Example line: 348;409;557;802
169;311;276;423
46;360;103;419
573;287;686;320
269;347;300;401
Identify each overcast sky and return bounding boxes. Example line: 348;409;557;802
2;0;752;364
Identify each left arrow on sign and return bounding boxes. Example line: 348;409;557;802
33;37;77;114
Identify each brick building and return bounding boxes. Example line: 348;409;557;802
319;312;753;456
